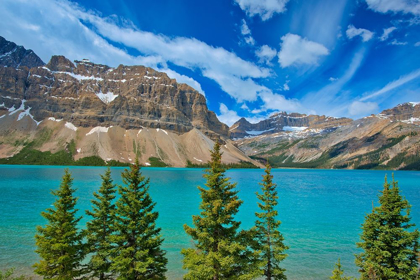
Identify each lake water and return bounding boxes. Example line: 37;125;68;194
0;166;419;279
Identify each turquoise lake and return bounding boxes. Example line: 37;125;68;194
0;166;419;279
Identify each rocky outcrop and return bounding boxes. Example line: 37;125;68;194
230;112;352;138
0;36;44;68
0;55;229;138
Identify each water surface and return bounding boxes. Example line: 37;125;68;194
0;166;419;279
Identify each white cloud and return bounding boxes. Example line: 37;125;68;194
278;33;329;68
389;39;408;46
255;45;277;65
234;0;289;21
379;27;396;41
283;80;290;91
240;103;250;110
348;101;378;116
329;77;338;82
217;103;242;126
0;0;271;104
259;89;302;112
365;0;420;16
244;36;255;45
415;42;420;46
360;68;420;101
240;19;251;35
346;25;374;42
240;19;255;45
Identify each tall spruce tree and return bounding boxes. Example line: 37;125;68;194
33;169;86;279
182;142;259;280
111;160;167;279
356;175;419;280
86;167;117;280
253;164;288;280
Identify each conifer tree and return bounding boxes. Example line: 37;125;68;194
34;169;86;279
182;142;259;280
86;167;117;280
356;175;419;279
330;259;352;280
111;159;167;279
253;164;288;280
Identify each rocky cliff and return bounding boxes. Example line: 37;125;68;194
0;36;44;68
230;112;352;139
234;103;420;170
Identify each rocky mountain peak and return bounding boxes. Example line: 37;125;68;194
375;101;420;124
0;36;44;69
230;111;352;139
46;55;75;72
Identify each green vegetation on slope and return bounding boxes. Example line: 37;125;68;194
0;141;128;167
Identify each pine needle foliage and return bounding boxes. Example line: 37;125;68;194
111;160;167;279
330;259;352;280
33;169;86;279
182;142;259;280
356;174;419;279
254;164;288;280
86;167;117;280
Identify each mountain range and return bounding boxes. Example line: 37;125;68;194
0;36;419;170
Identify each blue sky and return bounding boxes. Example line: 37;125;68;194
1;0;420;126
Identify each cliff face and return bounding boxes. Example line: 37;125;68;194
0;36;44;68
0;55;228;137
230;112;352;139
234;102;420;170
0;37;258;167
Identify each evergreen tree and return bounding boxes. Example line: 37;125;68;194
33;169;86;279
330;259;352;280
253;164;288;280
182;142;259;280
356;175;419;279
86;167;117;280
111;160;167;279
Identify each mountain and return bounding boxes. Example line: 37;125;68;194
230;112;352;139
0;37;258;167
0;36;44;68
233;102;420;170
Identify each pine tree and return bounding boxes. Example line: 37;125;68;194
111;159;167;279
253;164;288;280
182;142;259;280
33;169;86;279
356;174;419;279
86;167;117;280
330;259;352;280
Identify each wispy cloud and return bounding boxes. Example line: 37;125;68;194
240;19;255;45
302;48;366;116
255;45;277;65
0;0;273;104
389;39;408;46
360;68;420;101
278;33;329;68
346;25;374;42
379;27;397;41
365;0;420;16
234;0;289;21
